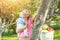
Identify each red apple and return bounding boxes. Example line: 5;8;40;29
48;28;54;32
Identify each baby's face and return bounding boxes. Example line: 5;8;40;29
19;12;25;18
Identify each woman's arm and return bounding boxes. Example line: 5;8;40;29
16;26;26;33
32;13;37;20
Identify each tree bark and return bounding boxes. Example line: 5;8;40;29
30;0;53;40
0;18;2;40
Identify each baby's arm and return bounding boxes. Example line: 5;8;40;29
16;26;26;33
16;23;28;33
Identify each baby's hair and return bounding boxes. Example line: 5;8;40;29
19;12;24;17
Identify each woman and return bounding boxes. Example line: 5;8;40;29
22;9;36;40
16;12;28;40
16;9;36;40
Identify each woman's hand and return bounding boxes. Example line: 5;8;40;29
25;20;28;28
32;13;37;20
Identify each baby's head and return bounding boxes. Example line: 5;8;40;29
19;12;25;18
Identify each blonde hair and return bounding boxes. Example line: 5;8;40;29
22;9;30;14
22;9;31;19
19;12;24;17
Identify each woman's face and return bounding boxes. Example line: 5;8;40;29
25;10;30;18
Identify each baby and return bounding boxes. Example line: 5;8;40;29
16;12;28;38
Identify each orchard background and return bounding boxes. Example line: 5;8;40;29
0;0;60;40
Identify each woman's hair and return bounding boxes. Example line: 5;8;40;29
22;9;31;19
23;9;30;14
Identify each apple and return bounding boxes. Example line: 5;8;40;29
42;24;49;30
48;28;54;32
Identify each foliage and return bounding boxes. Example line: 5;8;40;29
48;15;60;29
46;0;60;29
2;29;15;36
0;0;40;18
2;30;60;40
55;0;60;15
0;0;40;33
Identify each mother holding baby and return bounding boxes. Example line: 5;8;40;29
16;9;36;40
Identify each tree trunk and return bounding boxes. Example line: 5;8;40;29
0;18;2;40
30;0;53;40
46;0;57;26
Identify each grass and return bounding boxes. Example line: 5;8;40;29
1;34;18;40
54;29;60;40
1;29;60;40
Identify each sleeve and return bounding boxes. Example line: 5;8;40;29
30;18;34;24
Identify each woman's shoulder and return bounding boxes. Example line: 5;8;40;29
29;17;33;20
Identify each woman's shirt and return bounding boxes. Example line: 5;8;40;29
27;18;34;37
